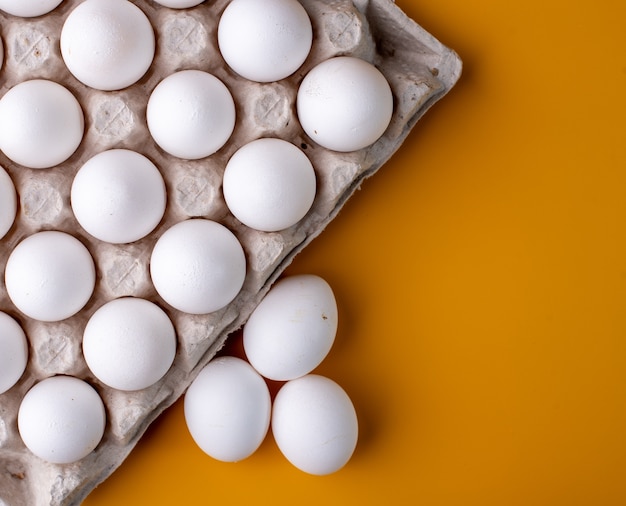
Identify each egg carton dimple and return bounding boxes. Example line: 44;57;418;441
0;0;461;504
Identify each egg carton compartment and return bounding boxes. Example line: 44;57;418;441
0;0;461;504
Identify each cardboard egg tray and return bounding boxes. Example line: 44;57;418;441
0;0;461;504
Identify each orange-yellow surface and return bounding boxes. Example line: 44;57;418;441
84;0;626;504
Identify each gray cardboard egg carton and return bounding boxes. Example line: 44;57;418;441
0;0;461;504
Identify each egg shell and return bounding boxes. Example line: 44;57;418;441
0;311;28;395
17;376;106;464
297;56;394;152
218;0;313;83
272;374;358;475
0;0;63;17
4;231;96;322
147;70;236;159
184;356;271;462
0;79;84;168
150;219;247;314
71;149;167;244
82;297;177;391
0;165;17;240
60;0;155;91
243;274;338;381
223;138;317;232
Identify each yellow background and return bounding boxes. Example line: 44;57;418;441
85;0;626;504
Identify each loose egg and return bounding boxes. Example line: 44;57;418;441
5;231;96;322
0;312;28;395
272;374;358;475
60;0;155;91
297;56;394;152
218;0;313;82
71;149;167;244
147;70;236;159
82;298;176;391
17;376;106;464
0;80;84;169
243;274;338;381
0;165;17;240
0;0;63;17
184;356;271;462
223;138;316;232
150;219;246;314
153;0;204;7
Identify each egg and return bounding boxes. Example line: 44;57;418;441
0;312;28;395
71;149;167;244
218;0;313;83
153;0;204;7
297;56;394;152
0;79;84;169
150;219;246;314
272;374;358;475
5;231;96;322
0;0;63;17
147;70;236;159
17;376;106;464
184;356;271;462
0;165;17;240
60;0;155;91
82;298;177;392
223;138;316;232
243;274;338;381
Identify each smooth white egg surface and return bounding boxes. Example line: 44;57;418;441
147;70;236;159
223;138;316;232
82;298;177;391
17;376;106;464
272;374;358;475
71;149;167;244
0;79;84;168
153;0;204;7
297;56;394;152
0;166;17;239
243;274;338;381
5;231;96;322
0;312;28;395
0;0;63;17
184;356;271;462
218;0;312;82
150;219;246;314
60;0;155;91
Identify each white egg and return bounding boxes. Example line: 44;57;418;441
223;138;316;232
243;274;337;381
0;80;84;169
153;0;204;7
0;312;28;395
297;56;394;152
82;298;176;391
71;149;167;244
184;356;271;462
0;165;17;240
60;0;155;91
17;376;106;464
147;70;236;159
0;0;63;17
5;231;96;322
150;219;246;314
218;0;312;82
272;374;358;475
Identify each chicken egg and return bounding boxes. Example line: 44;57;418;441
82;297;177;391
243;274;338;381
153;0;204;7
0;312;28;395
0;165;17;240
17;376;106;464
0;0;63;17
0;79;84;169
297;56;394;152
272;374;358;475
184;356;271;462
